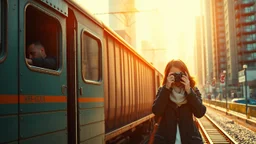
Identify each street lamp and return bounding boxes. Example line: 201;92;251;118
243;64;248;117
223;70;228;114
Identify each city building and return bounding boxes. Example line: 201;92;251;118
235;0;256;69
211;0;227;88
201;0;228;98
234;0;256;98
202;0;256;98
221;0;239;96
194;16;206;94
200;0;215;96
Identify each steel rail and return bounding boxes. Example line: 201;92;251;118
196;114;237;144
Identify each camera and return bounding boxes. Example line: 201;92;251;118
171;72;184;82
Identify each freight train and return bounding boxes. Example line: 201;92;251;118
0;0;163;143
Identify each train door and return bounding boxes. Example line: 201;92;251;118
0;0;19;143
66;8;78;144
76;20;105;143
18;1;68;143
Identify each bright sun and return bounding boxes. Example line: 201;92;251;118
136;0;201;74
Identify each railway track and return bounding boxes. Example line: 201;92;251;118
196;114;237;144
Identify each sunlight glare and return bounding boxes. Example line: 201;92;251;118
136;0;201;74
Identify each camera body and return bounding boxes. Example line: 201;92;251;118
172;72;184;82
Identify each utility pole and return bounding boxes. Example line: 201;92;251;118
94;8;158;48
93;8;158;27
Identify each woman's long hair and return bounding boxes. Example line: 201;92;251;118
162;59;196;88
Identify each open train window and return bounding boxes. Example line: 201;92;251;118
81;31;102;83
25;5;61;71
0;0;6;62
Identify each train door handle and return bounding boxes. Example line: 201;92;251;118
79;87;83;95
61;85;67;95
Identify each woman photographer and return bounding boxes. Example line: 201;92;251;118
152;59;206;144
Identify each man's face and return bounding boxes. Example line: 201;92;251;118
27;44;43;59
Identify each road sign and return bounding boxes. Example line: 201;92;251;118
220;73;225;83
239;76;245;83
212;79;216;87
238;70;245;77
238;70;245;83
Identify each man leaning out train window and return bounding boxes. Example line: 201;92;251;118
26;41;57;70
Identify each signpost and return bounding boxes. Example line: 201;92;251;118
219;72;225;100
239;66;249;118
238;70;245;83
220;73;225;84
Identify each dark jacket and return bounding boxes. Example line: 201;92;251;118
32;56;57;70
152;86;206;144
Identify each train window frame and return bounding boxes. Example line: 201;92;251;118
81;29;102;85
0;0;7;63
24;3;62;75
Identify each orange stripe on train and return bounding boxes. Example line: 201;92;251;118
0;95;103;103
20;95;67;103
0;95;66;104
0;95;18;104
78;97;104;103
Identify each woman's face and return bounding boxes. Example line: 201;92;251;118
169;66;184;88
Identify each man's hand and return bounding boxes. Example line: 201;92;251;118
26;58;33;65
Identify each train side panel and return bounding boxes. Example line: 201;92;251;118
72;8;105;144
0;0;19;143
17;0;68;143
104;32;156;141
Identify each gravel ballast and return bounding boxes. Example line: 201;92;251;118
206;108;256;144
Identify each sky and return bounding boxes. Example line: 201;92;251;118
136;0;201;48
71;0;201;74
135;0;201;74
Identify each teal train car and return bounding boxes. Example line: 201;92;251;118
0;0;163;144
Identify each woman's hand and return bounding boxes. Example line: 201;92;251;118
181;72;191;94
166;72;174;89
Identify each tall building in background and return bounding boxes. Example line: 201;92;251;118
223;0;238;94
195;16;206;93
202;0;256;98
109;0;136;48
210;0;227;95
234;0;256;98
201;0;214;86
235;0;256;69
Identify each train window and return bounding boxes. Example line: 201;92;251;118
81;31;102;82
0;0;6;61
25;5;60;71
